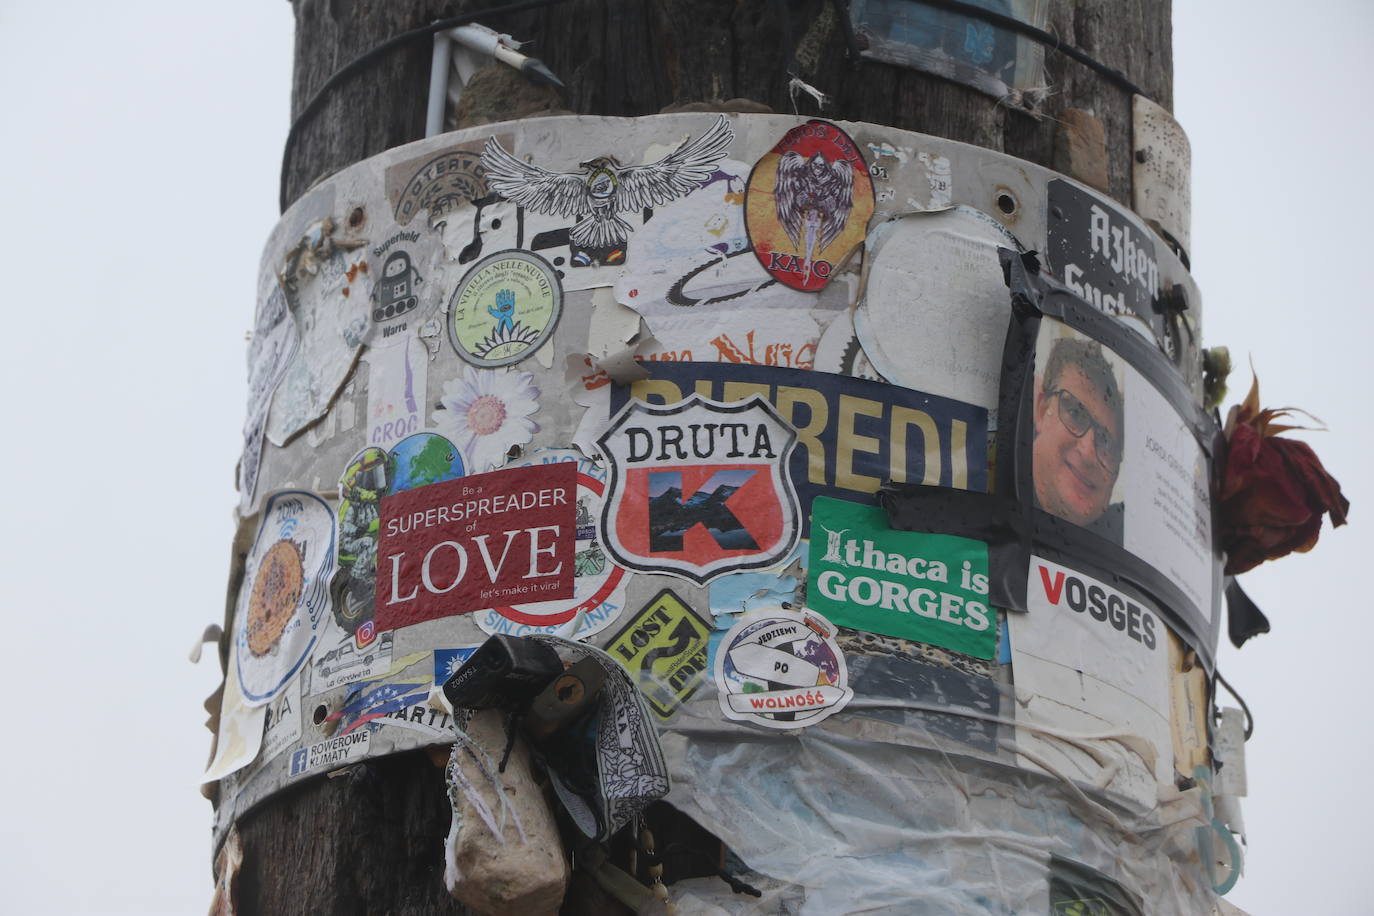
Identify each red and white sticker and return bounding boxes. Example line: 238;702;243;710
475;449;629;639
745;120;874;292
375;463;576;630
598;394;800;585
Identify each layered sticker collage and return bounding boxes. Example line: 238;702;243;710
206;111;1232;909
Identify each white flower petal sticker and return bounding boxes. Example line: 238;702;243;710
435;367;541;472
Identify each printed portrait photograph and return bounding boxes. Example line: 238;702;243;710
1031;322;1128;542
1028;318;1214;622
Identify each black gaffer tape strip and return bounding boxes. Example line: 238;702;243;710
878;483;1219;672
1000;249;1215;439
1224;577;1271;650
878;482;1030;615
997;249;1223;668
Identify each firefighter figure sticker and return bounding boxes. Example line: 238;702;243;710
715;608;852;729
447;250;562;367
746;120;874;292
598;394;800;584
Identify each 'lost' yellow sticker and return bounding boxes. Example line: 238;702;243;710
606;589;711;719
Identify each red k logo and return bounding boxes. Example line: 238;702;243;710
598;395;800;583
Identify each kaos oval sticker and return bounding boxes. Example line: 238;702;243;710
715;608;852;729
745;120;874;292
447;249;562;367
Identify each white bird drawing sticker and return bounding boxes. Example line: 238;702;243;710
480;115;735;266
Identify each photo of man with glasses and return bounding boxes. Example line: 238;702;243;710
1032;334;1125;541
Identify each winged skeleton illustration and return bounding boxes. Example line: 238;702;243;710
481;115;734;252
774;150;855;278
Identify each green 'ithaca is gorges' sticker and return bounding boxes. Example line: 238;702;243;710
806;497;997;659
447;250;562;367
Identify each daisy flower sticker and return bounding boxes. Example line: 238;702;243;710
434;367;540;472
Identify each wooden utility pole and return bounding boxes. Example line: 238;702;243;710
228;1;1178;911
281;1;1170;209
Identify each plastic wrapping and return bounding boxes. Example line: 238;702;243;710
210;113;1238;911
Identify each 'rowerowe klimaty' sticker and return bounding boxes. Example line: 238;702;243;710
598;394;800;584
715;608;852;729
235;491;336;706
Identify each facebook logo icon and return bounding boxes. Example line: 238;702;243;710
289;748;309;776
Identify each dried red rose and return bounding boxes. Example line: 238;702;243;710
1219;375;1349;575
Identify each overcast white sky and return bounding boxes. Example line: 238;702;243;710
0;2;1367;913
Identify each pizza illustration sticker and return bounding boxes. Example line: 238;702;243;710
447;250;562;367
235;491;336;706
714;608;852;729
745;120;874;292
597;394;800;584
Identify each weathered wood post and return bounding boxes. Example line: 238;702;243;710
208;1;1246;912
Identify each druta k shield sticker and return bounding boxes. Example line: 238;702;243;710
597;394;800;584
745;120;874;292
